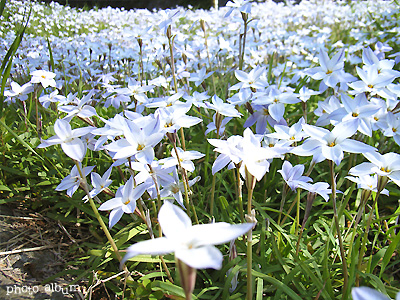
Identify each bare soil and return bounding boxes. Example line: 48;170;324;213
0;204;84;300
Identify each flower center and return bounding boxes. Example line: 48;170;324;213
328;141;335;147
171;186;180;194
352;112;359;117
137;144;145;151
326;70;332;75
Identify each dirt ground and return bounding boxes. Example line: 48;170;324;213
0;204;85;300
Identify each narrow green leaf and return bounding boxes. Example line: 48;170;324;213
47;37;55;71
379;230;400;278
151;280;198;299
256;278;263;300
0;118;44;161
0;0;6;17
251;269;303;300
0;185;11;191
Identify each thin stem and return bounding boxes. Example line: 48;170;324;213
279;193;298;226
246;185;254;300
277;184;288;225
239;13;248;70
236;166;244;222
167;29;178;94
346;189;371;260
245;169;256;300
74;161;122;263
355;177;386;286
171;142;192;220
210;173;217;217
329;160;348;299
295;187;300;235
201;20;217;95
209;126;220;218
147;164;174;283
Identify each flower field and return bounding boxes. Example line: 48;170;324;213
1;0;400;299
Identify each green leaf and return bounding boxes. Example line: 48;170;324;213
47;37;55;71
379;230;400;278
0;0;6;18
0;185;11;191
256;278;263;300
151;280;198;299
0;118;44;161
250;269;303;300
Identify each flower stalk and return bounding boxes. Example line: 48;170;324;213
355;175;388;286
245;167;256;300
329;160;348;299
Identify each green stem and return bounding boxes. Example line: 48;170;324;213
201;20;217;95
147;164;174;283
245;169;256;300
171;142;192;220
246;186;254;300
295;188;300;235
346;189;371;261
210;173;216;217
239;13;248;70
329;160;348;299
355;180;385;286
236;166;244;223
277;184;287;225
74;161;122;262
167;29;178;94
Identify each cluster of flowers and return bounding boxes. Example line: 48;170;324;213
3;0;400;298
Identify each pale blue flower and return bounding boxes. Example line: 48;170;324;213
121;201;253;270
98;177;148;228
292;119;376;166
38;119;93;162
351;286;398;300
278;161;312;191
56;164;94;197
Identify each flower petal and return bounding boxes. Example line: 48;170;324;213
121;237;176;266
189;222;253;247
61;139;86;162
176;245;223;270
158;201;192;239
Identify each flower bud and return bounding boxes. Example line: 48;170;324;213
166;25;172;39
177;259;196;300
200;19;206;33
